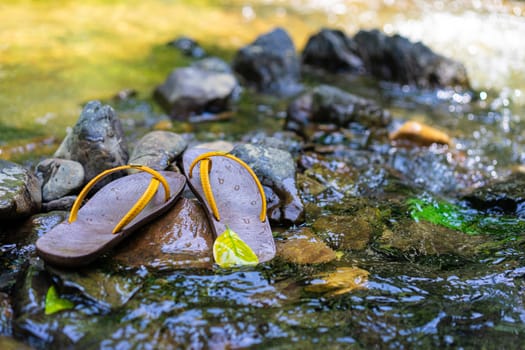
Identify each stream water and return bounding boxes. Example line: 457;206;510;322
2;0;525;349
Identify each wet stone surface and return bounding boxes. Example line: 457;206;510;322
53;101;129;186
0;160;41;221
276;227;337;264
128;130;188;171
114;198;214;270
35;158;84;202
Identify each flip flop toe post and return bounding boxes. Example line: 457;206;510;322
36;165;186;267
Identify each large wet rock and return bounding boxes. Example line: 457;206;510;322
54;101;129;185
302;28;364;73
114;198;214;270
285;85;391;139
311;208;381;251
154;64;237;120
0;160;41;221
232;27;302;96
35;158;84;202
462;172;525;217
375;220;486;264
128;131;188;171
276;227;336;264
231;144;305;225
47;267;143;311
354;29;470;88
388;147;463;194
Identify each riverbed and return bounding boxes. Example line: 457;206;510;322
1;1;525;349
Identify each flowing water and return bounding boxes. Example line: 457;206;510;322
2;1;525;349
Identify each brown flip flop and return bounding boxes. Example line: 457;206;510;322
182;148;276;263
36;165;186;267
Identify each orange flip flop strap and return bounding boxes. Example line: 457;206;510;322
68;164;171;234
188;151;267;223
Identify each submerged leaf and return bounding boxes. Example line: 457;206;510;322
45;285;74;315
213;226;259;268
306;267;369;296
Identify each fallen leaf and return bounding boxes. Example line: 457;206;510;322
213;226;259;268
45;285;74;315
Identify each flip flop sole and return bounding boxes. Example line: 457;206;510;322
182;148;276;263
36;171;186;267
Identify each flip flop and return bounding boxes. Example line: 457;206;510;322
36;165;186;267
182;148;276;263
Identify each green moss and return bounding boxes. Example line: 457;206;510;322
408;197;525;239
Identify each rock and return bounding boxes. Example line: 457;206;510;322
35;158;84;202
302;28;364;73
353;29;470;88
54;101;129;185
192;57;232;73
167;36;206;58
47;267;143;310
375;220;485;263
276;227;337;264
388;147;462;194
285;85;391;139
462;172;525;217
299;152;359;197
312;208;380;250
0;293;13;336
242;131;304;156
389;121;452;147
0;160;41;221
41;196;77;212
114;198;214;270
195;140;235;152
154;67;238;119
0;212;65;292
128;131;188;171
232;27;302;96
231;144;305;225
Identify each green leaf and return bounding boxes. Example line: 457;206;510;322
45;285;74;315
213;226;259;268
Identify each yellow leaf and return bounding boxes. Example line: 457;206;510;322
305;267;369;296
213;226;259;268
45;285;74;315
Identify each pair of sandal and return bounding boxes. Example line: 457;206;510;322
36;148;276;267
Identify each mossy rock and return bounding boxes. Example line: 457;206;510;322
312;207;382;250
276;227;337;264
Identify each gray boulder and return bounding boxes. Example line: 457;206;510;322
0;160;41;221
302;28;364;73
154;63;237;120
232;27;302;96
128;131;188;170
54;101;128;185
191;57;232;74
231;144;304;225
354;29;470;88
285;85;391;138
462;172;525;217
35;158;84;202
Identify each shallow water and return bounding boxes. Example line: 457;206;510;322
2;1;525;349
